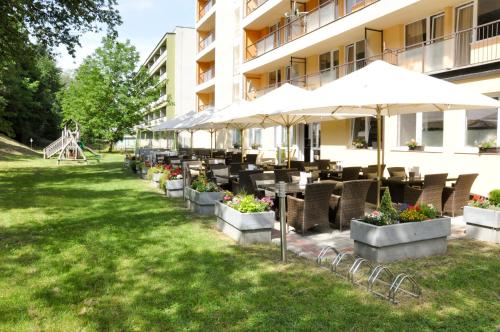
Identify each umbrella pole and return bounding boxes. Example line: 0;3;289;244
210;130;213;157
376;106;382;207
287;125;291;168
190;130;194;155
240;128;244;157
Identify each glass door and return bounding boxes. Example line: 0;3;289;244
345;44;355;74
455;3;473;67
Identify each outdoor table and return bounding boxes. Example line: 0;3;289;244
216;174;238;181
259;183;306;195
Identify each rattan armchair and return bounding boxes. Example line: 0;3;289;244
250;173;275;198
274;168;298;183
387;167;407;180
182;161;202;186
244;153;258;164
442;173;478;217
290;160;305;171
231;170;263;194
404;173;448;213
208;164;231;190
331;166;362;181
287;182;336;235
329;180;373;232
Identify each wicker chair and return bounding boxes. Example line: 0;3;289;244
387;167;407;180
331;166;361;181
442;173;478;217
329;180;373;232
274;168;298;183
287;182;336;235
231;170;263;194
232;153;243;163
250;173;275;198
404;173;448;213
207;164;231;190
315;159;331;171
229;162;247;175
245;153;258;164
363;164;386;205
182;161;202;186
290;160;305;171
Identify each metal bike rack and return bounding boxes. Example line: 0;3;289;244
316;246;339;266
331;252;356;278
367;265;395;299
348;258;373;285
388;273;421;303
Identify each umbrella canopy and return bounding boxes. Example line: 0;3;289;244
303;60;500;115
151;111;198;131
207;84;357;166
297;60;500;205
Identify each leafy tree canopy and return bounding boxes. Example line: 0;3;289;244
59;37;163;150
0;0;122;65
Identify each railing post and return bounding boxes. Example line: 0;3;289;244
277;181;288;263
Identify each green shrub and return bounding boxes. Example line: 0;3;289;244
191;174;219;192
419;203;438;219
379;189;398;224
488;189;500;206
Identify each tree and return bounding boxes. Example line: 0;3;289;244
0;46;62;144
59;37;162;151
0;0;121;66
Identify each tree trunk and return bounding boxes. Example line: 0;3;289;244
108;141;114;152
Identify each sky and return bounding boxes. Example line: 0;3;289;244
56;0;195;71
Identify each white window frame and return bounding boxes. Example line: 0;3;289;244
396;113;445;151
462;102;500;149
351;116;375;149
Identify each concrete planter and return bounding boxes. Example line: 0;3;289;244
351;218;451;263
464;206;500;244
140;167;148;179
214;201;275;245
184;187;223;215
166;179;184;198
152;173;162;183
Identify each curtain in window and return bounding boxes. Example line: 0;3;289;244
466;108;498;146
398;114;416;146
422;112;443;147
405;19;426;47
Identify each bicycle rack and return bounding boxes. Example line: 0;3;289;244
367;265;395;299
388;273;421;304
316;246;339;266
348;258;373;285
331;252;356;278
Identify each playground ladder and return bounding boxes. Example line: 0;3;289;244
43;136;64;159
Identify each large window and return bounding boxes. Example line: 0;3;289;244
352;117;378;148
248;128;262;148
397;112;443;147
405;19;426;47
268;69;281;88
466;106;499;146
232;129;241;147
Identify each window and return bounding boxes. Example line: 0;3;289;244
280;126;295;147
430;13;445;41
319;52;331;71
232;81;240;102
398;114;417;146
345;41;365;74
345;0;363;14
422;112;443;147
268;69;281;88
466;105;499;146
397;112;443;147
405;19;426;47
478;0;500;39
232;129;241;146
249;128;262;148
351;117;378;148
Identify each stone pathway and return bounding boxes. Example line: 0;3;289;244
271;216;467;261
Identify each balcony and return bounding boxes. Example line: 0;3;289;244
396;19;500;74
198;66;215;84
245;0;268;17
198;0;215;22
199;32;215;52
245;0;377;62
159;72;168;83
246;51;396;100
198;104;214;112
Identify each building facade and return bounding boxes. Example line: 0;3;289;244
138;26;198;149
195;0;499;194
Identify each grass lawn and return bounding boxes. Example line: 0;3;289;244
0;154;499;331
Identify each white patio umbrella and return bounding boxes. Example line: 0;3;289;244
297;60;500;204
210;83;356;167
151;111;199;151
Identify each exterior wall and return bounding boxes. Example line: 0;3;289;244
174;27;196;117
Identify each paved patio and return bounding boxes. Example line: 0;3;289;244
271;216;467;261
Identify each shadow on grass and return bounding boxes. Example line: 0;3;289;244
0;157;499;330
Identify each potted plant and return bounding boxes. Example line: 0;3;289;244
184;174;224;214
352;137;367;149
406;138;423;151
464;190;500;243
476;139;498;153
350;189;451;262
215;192;274;245
251;143;261;150
129;157;137;173
160;165;184;198
233;142;241;149
147;165;163;183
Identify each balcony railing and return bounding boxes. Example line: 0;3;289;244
199;32;215;52
245;0;377;61
198;66;215;84
396;19;500;74
245;0;268;17
246;51;396;100
198;104;214;112
198;0;215;22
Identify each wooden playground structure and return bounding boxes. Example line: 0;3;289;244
43;120;100;164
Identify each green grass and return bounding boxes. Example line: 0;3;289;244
0;154;499;331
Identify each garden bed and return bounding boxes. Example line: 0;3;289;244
184;187;223;215
464;206;500;244
351;218;451;263
166;179;184;198
215;201;274;245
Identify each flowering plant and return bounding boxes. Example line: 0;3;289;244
468;192;500;210
406;138;418;149
362;210;387;225
223;192;273;213
191;174;219;192
476;138;496;150
399;204;438;223
352;137;366;149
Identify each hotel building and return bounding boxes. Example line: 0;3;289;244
137;26;199;149
195;0;499;194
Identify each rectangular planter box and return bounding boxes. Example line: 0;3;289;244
464;206;500;244
152;173;162;183
166;179;184;198
184;187;223;215
351;218;451;263
214;201;275;245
